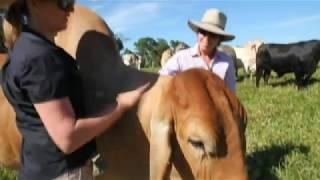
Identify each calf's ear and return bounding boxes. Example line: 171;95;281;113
205;73;247;153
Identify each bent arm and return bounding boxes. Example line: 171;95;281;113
34;98;124;154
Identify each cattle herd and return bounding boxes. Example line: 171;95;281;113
0;3;320;180
157;39;320;89
124;38;320;89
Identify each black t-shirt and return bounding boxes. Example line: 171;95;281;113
1;26;96;180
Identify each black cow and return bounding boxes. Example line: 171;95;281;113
256;40;320;88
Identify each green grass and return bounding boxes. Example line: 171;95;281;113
0;168;16;180
1;68;320;180
141;66;160;73
238;69;320;180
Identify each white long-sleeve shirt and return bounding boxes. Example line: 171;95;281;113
159;44;236;92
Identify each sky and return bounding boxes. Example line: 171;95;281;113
77;0;320;51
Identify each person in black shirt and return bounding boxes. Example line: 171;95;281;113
1;0;149;179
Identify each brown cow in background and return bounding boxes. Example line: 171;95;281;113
160;43;189;67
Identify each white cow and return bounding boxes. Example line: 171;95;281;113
233;40;264;79
122;53;142;70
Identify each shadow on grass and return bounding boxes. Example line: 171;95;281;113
247;144;309;180
236;75;255;83
236;75;246;82
267;77;320;89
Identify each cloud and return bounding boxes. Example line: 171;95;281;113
102;3;161;33
272;14;320;28
253;14;320;31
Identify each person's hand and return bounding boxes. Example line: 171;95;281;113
116;82;150;111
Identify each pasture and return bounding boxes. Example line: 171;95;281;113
1;68;320;180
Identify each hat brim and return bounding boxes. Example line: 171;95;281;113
188;20;235;41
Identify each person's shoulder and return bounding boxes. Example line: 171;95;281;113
16;34;54;59
217;50;233;63
173;47;193;59
13;41;59;71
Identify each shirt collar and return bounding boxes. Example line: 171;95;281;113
21;25;59;50
191;43;221;60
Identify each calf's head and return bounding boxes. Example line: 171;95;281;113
148;69;248;180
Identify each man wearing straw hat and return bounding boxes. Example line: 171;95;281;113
159;8;236;92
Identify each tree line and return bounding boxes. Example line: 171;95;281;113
119;37;188;68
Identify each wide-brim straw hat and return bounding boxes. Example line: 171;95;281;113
188;8;235;41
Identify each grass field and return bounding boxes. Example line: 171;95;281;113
238;69;320;180
1;67;320;180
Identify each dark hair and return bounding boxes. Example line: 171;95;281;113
3;0;27;49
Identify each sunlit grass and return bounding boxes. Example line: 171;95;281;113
238;69;320;180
